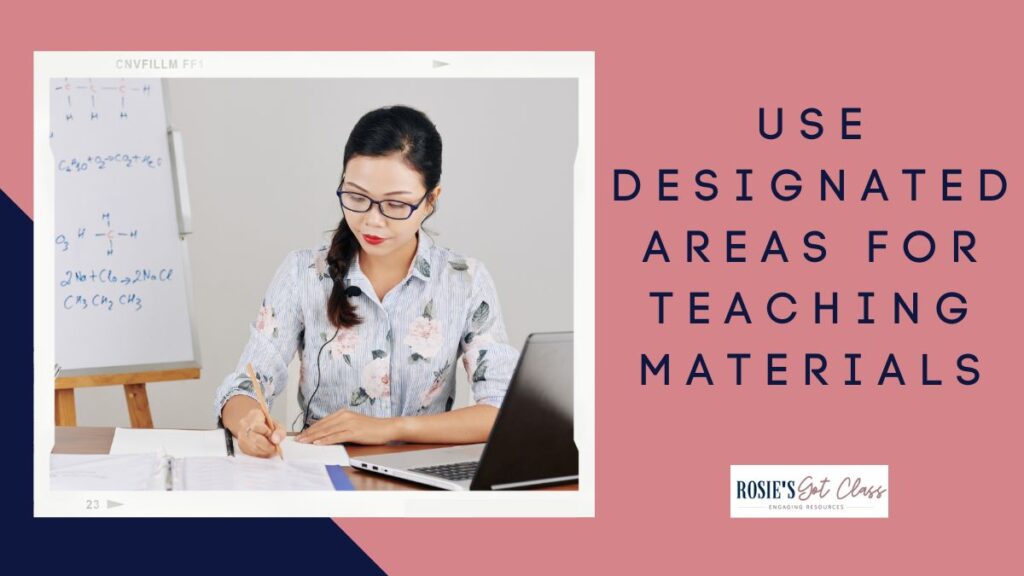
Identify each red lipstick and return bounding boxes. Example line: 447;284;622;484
363;234;385;245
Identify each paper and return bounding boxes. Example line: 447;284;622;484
57;428;350;491
172;456;336;490
51;453;167;491
110;428;229;458
233;437;349;466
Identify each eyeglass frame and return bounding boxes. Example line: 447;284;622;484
335;185;432;221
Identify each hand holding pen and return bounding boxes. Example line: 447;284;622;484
235;363;285;459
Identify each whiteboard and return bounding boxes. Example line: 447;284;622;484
50;78;200;375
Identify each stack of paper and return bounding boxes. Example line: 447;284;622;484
172;457;337;490
50;453;167;490
51;428;353;491
110;428;229;457
233;437;350;466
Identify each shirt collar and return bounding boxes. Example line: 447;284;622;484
409;231;434;283
343;231;434;289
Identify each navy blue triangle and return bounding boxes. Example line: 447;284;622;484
1;187;384;574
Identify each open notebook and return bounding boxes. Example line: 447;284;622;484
51;428;352;491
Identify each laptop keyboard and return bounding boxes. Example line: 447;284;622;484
409;460;479;482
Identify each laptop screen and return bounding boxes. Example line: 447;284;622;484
471;331;577;490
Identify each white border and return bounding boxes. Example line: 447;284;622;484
34;51;595;518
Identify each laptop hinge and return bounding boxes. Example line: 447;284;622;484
489;475;579;490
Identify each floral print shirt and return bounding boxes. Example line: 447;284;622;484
213;231;520;426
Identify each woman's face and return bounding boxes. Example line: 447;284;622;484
340;153;438;261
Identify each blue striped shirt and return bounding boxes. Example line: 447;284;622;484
213;231;519;427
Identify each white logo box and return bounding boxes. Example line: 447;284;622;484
730;465;889;518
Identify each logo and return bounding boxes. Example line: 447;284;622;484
730;465;889;518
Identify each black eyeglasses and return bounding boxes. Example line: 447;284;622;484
336;188;430;220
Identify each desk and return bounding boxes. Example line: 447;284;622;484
53;427;578;491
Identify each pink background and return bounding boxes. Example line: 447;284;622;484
8;1;1022;573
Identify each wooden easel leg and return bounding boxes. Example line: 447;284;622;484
124;383;154;428
55;389;77;427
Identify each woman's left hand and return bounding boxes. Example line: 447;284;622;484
296;409;401;446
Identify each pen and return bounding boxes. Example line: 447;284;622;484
224;427;235;456
246;363;283;459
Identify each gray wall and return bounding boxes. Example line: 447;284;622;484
73;78;577;430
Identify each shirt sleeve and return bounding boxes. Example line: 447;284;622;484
458;261;520;408
213;250;304;425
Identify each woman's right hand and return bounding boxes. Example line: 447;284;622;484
236;407;286;458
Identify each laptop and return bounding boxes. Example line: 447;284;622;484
349;332;577;490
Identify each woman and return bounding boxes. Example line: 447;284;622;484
214;105;520;458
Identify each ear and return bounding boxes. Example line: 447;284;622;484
428;186;442;213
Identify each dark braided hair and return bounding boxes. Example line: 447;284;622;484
326;105;443;328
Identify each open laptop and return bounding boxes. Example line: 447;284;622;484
349;332;577;490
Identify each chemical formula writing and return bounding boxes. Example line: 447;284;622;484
56;213;140;256
53;78;152;124
57;153;163;173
